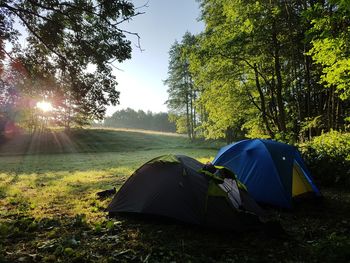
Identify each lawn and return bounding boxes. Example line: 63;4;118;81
0;129;349;262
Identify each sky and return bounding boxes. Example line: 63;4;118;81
107;0;204;116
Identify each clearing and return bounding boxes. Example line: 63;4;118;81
0;129;349;262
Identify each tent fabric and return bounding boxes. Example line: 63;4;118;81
292;162;313;197
213;139;321;208
107;155;263;230
219;178;241;209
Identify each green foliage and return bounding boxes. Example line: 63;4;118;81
165;32;199;140
189;37;255;141
0;0;139;130
306;0;350;100
103;108;176;133
301;131;350;186
168;113;188;134
242;118;271;140
178;0;350;142
300;116;323;133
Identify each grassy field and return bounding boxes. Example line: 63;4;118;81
0;129;349;262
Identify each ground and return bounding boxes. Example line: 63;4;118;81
0;129;349;262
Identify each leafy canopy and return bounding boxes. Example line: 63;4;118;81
306;0;350;99
0;0;140;129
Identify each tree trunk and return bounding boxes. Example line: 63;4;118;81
185;89;191;140
272;21;287;135
189;85;194;140
225;127;234;144
326;88;331;131
303;50;312;139
192;89;197;139
270;75;280;130
254;63;274;138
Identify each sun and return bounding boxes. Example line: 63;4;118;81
36;101;53;112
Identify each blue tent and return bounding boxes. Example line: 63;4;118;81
213;139;321;208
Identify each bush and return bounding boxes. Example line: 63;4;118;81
300;131;350;187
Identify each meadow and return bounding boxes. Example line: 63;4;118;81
0;129;349;262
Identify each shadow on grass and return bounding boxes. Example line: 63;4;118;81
1;188;349;262
0;153;131;174
0;149;216;174
108;190;350;262
65;176;126;196
0;129;222;157
104;213;297;262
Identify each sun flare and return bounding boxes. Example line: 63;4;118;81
36;101;53;112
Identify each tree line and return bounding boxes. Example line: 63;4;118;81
102;108;176;133
165;0;350;143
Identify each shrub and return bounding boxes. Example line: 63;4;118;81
300;131;350;187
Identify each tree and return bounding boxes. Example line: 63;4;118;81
190;0;350;142
193;0;289;140
165;32;198;140
303;0;350;132
103;108;176;132
0;0;140;130
189;36;252;142
307;2;350;97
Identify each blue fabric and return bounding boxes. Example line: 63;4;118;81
213;139;320;208
260;140;295;198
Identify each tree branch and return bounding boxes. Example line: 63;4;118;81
3;3;53;22
216;50;273;89
11;9;69;65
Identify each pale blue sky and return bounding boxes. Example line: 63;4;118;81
108;0;204;115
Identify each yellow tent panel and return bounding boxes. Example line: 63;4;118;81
292;162;313;197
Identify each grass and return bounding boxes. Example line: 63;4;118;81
0;128;222;156
0;129;349;262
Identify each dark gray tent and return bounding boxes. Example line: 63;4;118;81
107;155;264;231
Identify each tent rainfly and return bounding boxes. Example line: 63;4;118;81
213;139;321;208
107;155;264;231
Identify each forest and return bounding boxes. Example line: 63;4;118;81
102;108;176;132
166;0;350;143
